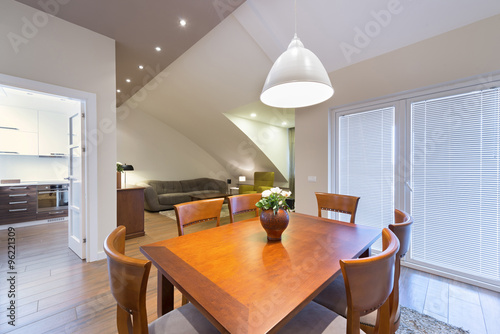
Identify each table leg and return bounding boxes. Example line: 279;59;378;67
157;271;174;316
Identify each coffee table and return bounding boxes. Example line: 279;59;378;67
189;192;229;201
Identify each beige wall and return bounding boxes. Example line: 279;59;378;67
116;107;232;185
295;14;500;215
0;0;116;260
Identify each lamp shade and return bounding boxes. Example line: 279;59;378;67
260;35;333;109
122;164;134;171
239;176;246;182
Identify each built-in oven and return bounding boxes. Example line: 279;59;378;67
37;184;69;213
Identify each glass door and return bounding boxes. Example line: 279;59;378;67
67;107;86;259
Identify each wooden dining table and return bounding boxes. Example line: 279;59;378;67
140;212;381;333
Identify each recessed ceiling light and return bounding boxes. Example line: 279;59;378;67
126;79;131;83
138;65;144;70
282;121;287;126
155;46;161;52
250;113;257;117
180;19;187;27
117;89;121;93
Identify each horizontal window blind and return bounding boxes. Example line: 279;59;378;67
410;88;500;284
339;107;394;251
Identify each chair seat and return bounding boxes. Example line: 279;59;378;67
279;301;367;334
148;303;219;334
313;275;400;330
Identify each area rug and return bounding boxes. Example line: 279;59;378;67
397;306;469;333
159;204;229;220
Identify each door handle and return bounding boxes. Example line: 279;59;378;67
9;208;28;212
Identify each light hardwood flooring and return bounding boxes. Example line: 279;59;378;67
0;211;499;334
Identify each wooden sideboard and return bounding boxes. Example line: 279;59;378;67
117;187;145;239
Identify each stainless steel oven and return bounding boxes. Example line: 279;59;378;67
37;184;69;212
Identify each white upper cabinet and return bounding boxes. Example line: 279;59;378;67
0;106;38;132
0;106;38;155
0;129;38;155
38;110;69;156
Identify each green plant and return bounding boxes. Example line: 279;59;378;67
255;187;292;214
116;163;124;173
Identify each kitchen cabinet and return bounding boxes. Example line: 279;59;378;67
38;110;69;156
0;106;38;132
0;129;38;155
0;184;37;225
0;106;38;156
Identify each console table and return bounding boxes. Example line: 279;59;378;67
117;186;145;239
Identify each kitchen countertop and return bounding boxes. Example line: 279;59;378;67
0;180;69;187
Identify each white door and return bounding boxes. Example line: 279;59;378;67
67;107;86;259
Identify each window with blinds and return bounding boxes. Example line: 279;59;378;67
338;107;394;251
410;88;500;284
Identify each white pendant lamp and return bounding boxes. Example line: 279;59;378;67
260;2;333;109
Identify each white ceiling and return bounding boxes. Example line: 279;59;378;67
121;0;500;181
225;0;500;126
239;0;500;73
0;86;80;115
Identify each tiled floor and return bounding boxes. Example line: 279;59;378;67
399;266;500;334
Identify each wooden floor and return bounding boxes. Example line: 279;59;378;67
0;211;499;334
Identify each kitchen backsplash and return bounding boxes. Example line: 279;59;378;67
0;155;69;182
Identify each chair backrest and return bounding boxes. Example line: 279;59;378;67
341;228;400;334
387;209;413;333
104;226;151;334
253;172;274;190
227;193;262;223
174;198;224;236
315;192;360;224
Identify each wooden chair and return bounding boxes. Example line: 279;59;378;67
227;193;261;224
316;192;360;224
313;210;413;334
173;198;224;236
387;209;413;333
279;228;400;334
104;226;218;334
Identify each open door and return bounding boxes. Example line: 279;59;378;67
67;107;86;259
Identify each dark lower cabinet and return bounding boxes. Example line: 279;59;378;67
117;187;145;239
0;185;37;225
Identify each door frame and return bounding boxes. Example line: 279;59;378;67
0;73;98;262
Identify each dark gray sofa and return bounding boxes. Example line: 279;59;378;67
136;178;227;212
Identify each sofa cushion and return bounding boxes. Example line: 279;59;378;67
188;190;223;197
180;178;225;193
147;180;182;195
158;193;191;205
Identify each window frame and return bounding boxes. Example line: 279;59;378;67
329;71;500;292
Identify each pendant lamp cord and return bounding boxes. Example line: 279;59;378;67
294;0;297;36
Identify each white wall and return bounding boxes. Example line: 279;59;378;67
117;107;232;186
295;14;500;215
225;114;289;183
0;0;116;261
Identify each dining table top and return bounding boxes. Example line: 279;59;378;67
140;212;381;333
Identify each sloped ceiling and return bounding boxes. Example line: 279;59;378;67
122;0;500;182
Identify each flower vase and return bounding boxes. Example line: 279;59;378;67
260;208;289;241
117;172;122;189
